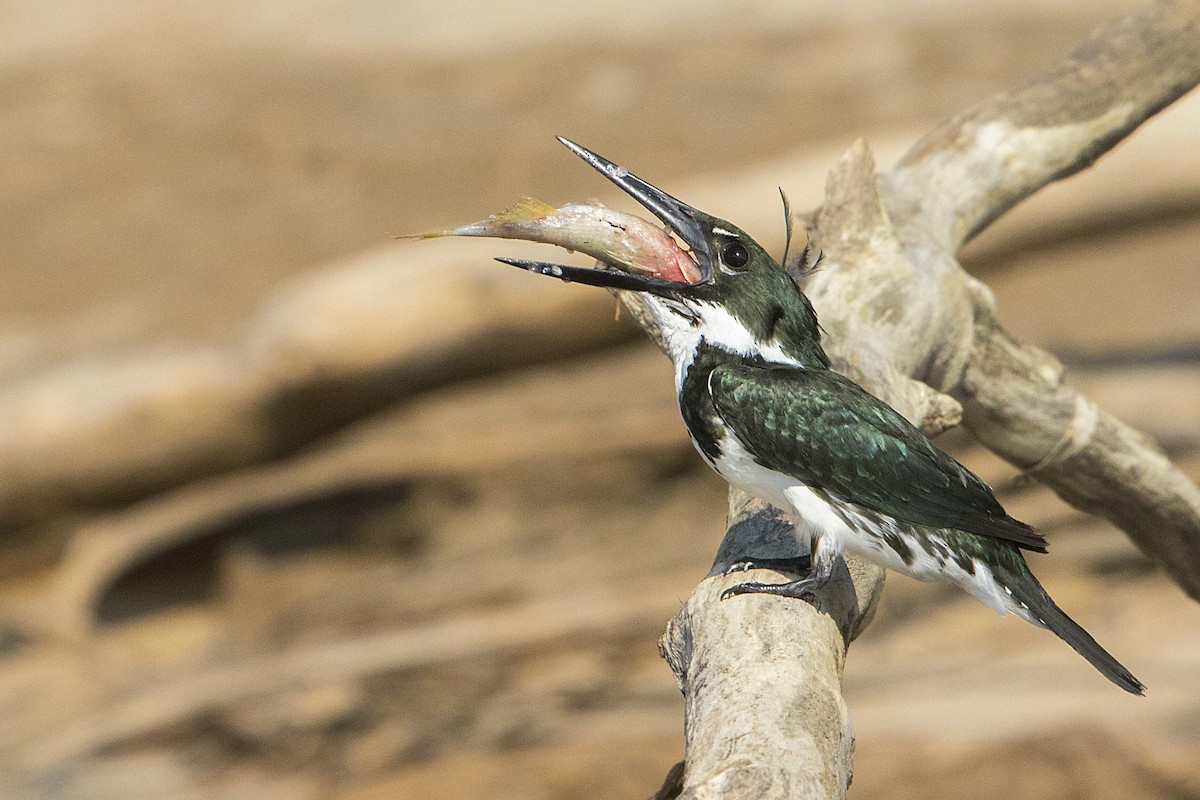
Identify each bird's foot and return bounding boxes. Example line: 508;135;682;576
722;556;811;577
720;577;821;603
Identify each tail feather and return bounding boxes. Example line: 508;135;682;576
1001;565;1145;695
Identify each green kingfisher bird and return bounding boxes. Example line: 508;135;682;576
492;137;1143;694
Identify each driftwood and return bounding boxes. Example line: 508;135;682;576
630;2;1200;797
3;6;1200;800
18;578;688;773
44;347;685;641
0;244;634;535
3;88;1198;546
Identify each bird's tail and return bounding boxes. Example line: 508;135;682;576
996;561;1145;695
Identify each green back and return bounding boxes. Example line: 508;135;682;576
709;364;1047;552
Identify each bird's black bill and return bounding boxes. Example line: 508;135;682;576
555;137;714;278
495;257;688;297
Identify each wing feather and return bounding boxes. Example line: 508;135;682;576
709;364;1047;552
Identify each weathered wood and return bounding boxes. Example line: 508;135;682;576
0;245;631;535
656;493;880;799
885;0;1200;250
46;346;684;640
646;2;1200;796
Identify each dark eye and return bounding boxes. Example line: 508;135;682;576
722;240;749;270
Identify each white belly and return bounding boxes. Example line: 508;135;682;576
709;432;1025;619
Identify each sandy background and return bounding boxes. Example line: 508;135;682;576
1;0;1198;798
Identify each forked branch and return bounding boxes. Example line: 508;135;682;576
639;2;1200;797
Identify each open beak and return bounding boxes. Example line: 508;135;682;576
496;137;712;297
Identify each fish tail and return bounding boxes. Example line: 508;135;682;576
393;231;452;240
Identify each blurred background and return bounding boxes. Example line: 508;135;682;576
1;0;1199;797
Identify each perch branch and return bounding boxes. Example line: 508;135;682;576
639;1;1200;796
623;142;961;797
654;492;881;799
885;0;1200;251
958;314;1200;599
874;0;1200;598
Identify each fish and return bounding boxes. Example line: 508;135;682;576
402;197;702;284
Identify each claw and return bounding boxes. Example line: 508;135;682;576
721;555;811;577
720;578;821;603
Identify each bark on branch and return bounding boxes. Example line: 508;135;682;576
641;2;1200;796
885;0;1200;250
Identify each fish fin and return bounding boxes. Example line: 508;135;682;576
488;196;557;223
394;197;558;240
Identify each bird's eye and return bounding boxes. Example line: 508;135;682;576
721;240;750;270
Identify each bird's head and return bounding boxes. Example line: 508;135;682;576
498;137;827;367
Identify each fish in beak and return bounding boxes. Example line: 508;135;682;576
499;137;716;297
403;138;713;297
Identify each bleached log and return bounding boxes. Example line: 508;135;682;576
644;2;1200;796
0;246;630;534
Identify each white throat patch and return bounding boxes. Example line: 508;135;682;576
640;297;806;388
692;301;805;367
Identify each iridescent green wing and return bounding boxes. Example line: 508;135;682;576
709;364;1047;552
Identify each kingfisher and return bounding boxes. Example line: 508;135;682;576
493;137;1143;694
